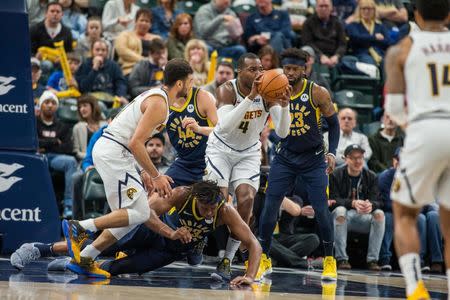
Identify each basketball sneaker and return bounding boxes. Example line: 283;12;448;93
47;257;71;271
407;281;430;300
187;238;207;266
321;256;337;281
321;281;337;300
211;258;231;281
62;220;93;264
67;256;111;279
244;253;272;281
10;243;41;270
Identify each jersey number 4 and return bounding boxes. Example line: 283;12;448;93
239;121;249;133
427;63;450;96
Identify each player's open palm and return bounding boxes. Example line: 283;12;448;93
152;175;174;198
230;275;254;286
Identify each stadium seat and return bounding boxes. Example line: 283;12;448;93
176;1;202;16
81;168;107;219
232;4;256;27
335;89;374;124
361;121;381;137
57;100;79;124
332;73;382;108
136;0;158;9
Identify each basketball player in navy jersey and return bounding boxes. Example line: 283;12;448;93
257;48;340;280
163;87;218;187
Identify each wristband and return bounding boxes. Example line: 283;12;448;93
151;172;161;180
326;153;336;159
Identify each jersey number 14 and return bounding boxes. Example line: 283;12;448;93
427;63;450;96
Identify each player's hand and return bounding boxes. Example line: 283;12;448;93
230;275;254;286
278;85;292;107
170;227;192;243
248;73;263;100
152;174;174;198
325;153;336;174
182;117;199;133
140;170;154;194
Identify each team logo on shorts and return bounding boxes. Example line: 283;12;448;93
392;178;401;192
127;187;138;199
187;104;195;113
300;94;309;102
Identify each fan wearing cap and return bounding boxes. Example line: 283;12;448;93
329;143;384;271
37;91;78;218
31;57;46;106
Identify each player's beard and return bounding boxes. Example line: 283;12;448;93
176;83;188;98
289;75;303;86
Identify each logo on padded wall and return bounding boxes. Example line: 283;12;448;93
127;187;138;199
0;162;23;193
0;76;16;96
0;75;29;114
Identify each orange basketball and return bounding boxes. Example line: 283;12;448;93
257;68;289;102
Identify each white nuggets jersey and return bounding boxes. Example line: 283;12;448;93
104;88;169;145
405;31;450;121
212;79;269;151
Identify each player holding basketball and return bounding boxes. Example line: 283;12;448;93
62;59;194;278
385;0;450;298
205;53;291;281
258;48;340;280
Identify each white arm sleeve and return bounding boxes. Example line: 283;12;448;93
385;93;407;126
269;105;291;138
216;98;253;132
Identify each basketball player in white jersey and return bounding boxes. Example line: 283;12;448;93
385;0;450;299
62;59;194;278
206;53;292;281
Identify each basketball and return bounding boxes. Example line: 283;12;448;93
257;68;289;102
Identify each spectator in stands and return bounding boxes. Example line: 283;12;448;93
329;144;384;271
31;58;46;106
128;39;167;98
280;0;311;32
333;0;357;24
102;0;140;40
185;39;210;86
72;95;107;161
76;16;112;59
72;108;120;219
146;133;170;174
27;0;49;28
194;0;246;62
368;112;403;173
46;52;81;92
324;108;372;166
258;45;280;70
346;0;393;67
151;0;181;39
202;58;234;97
167;13;194;59
302;0;347;68
30;2;73;55
76;39;128;103
378;150;444;273
37;91;78;218
375;0;408;30
59;0;87;40
244;0;293;54
300;45;332;93
115;8;161;77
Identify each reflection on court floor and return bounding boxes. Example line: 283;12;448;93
0;258;448;299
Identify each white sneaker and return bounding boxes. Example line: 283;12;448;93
10;243;41;270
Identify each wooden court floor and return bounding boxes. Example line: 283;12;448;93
0;258;448;299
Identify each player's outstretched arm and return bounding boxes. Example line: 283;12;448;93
268;85;291;138
219;204;262;285
182;90;218;136
313;84;339;173
129;95;174;198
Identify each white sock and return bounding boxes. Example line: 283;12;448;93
79;219;98;233
447;269;450;297
399;253;422;296
224;237;241;263
80;244;101;260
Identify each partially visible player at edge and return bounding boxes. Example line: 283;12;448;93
257;48;340;281
205;53;292;281
62;58;194;278
384;0;450;299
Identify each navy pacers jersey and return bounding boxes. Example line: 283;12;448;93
167;87;211;162
280;80;324;153
162;195;224;251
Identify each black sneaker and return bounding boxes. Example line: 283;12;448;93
187;238;207;266
211;258;231;281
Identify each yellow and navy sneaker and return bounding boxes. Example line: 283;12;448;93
67;257;111;279
244;253;272;281
407;281;431;300
211;258;231;281
62;220;93;264
321;256;337;281
115;251;128;260
321;281;337;300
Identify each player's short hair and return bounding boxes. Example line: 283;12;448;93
164;58;193;87
190;180;224;205
280;48;310;62
416;0;449;21
237;53;259;70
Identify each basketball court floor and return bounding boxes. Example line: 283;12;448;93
0;257;448;299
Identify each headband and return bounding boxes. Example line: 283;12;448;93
281;57;307;66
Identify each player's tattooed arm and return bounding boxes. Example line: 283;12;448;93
219;204;262;284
